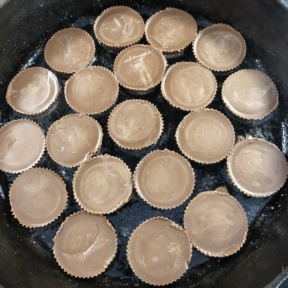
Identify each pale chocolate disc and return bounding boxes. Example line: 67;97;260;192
9;168;67;227
94;6;145;48
222;69;278;120
65;66;119;115
6;67;59;115
161;62;217;111
53;212;117;278
145;8;197;53
134;149;195;209
46;114;103;167
44;28;95;74
176;109;235;163
227;138;288;197
108;100;163;150
184;191;248;257
193;24;246;72
127;217;192;285
73;155;133;214
113;45;167;91
0;119;45;173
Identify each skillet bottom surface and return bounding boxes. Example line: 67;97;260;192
0;2;288;288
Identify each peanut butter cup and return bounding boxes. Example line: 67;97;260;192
65;66;119;115
94;6;145;49
73;155;133;214
222;69;278;120
134;149;195;209
193;24;246;72
53;211;117;278
161;62;217;111
6;67;59;115
9;168;67;227
184;190;248;257
227;137;288;197
127;217;192;285
0;119;45;173
108;100;163;150
46;114;103;167
145;8;197;54
44;28;95;74
113;44;167;93
176;109;235;164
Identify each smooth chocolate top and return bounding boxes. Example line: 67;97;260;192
127;217;192;285
108;100;163;150
45;28;95;74
161;62;217;111
193;24;246;71
227;138;288;197
53;212;117;278
176;109;235;163
74;155;133;214
94;6;144;47
46;114;102;167
6;67;58;115
222;69;278;120
0;120;45;173
184;191;248;257
65;66;118;115
134;149;195;209
146;8;197;53
113;45;166;91
10;168;67;227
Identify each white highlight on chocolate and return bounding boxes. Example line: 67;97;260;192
124;51;153;88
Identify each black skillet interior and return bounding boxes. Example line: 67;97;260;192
0;0;288;287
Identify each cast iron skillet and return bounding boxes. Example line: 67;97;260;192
0;0;288;287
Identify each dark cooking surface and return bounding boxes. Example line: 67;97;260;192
0;0;288;288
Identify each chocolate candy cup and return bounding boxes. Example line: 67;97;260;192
44;28;95;74
127;217;192;285
46;114;103;168
53;212;117;278
94;6;145;49
176;109;235;164
193;24;246;72
108;99;163;150
134;149;195;209
113;44;167;93
65;66;119;115
6;67;59;115
145;8;197;54
73;155;133;214
0;119;45;174
227;137;288;197
222;69;278;120
9;168;67;227
184;190;248;257
161;62;217;111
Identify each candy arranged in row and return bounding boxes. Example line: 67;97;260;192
5;64;278;121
